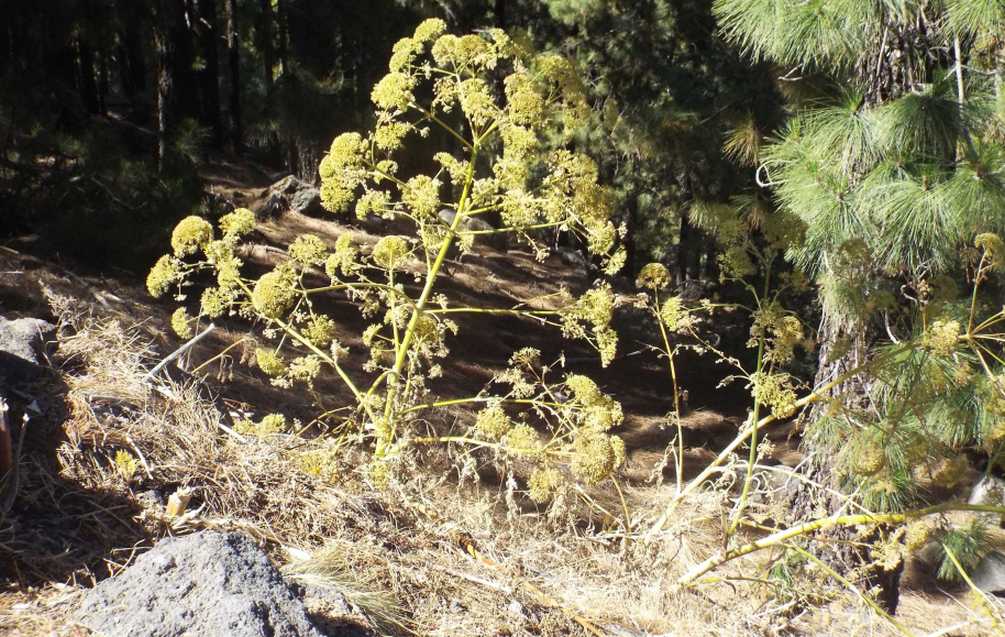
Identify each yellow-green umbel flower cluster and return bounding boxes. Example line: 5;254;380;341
975;232;1005;271
372;235;410;270
562;284;618;366
171;216;214;257
171;307;194;339
401;175;440;219
925;319;961;357
319;132;368;213
371;72;415;112
636;262;671;290
904;519;938;553
503;424;543;458
251;265;298;319
659;296;687;332
474;404;513;440
563;374;624;431
256;348;286;377
751;372;798;419
288;234;328;266
313;22;622;271
326;234;360;279
571;430;625;485
147;255;181;298
219;207;256;239
235;413;286;437
528;466;563;503
303;315;337;349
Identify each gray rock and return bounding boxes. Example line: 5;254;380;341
260;175;324;219
437;208;496;233
290;185;323;216
968;474;1005;507
0;316;55;366
75;531;330;637
971;551;1005;596
555;247;591;276
437;208;506;250
0;316;55;384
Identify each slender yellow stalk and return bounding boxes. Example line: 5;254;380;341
676;503;1005;587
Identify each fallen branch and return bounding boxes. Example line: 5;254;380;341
144;323;216;384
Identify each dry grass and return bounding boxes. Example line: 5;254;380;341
2;251;1003;637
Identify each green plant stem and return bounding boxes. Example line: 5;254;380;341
730;265;772;535
460;219;569;236
784;543;915;637
653;291;684;494
410;102;473;150
944;544;1005;633
676;502;1005;588
268;313;373;420
376;146;478;455
411;435;503;450
402;396;563;416
427;307;560;318
648;344;906;536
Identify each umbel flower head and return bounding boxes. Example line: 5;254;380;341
975;232;1005;271
219;208;256;239
474;404;513;440
528;466;563;503
171;216;214;257
571;431;624;484
924;319;961;356
288;234;328;266
372;235;410;270
171;307;194;339
636;262;671;290
255;348;286;377
147;255;181;298
251;264;298;319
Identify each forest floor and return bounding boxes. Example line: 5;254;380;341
0;157;996;635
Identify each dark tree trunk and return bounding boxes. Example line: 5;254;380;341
172;0;199;122
275;0;287;75
495;0;506;28
622;193;639;276
77;38;100;114
118;13;148;119
155;0;179;172
196;0;222;146
703;240;718;280
259;0;274;98
225;0;241;149
97;50;109;113
678;211;693;284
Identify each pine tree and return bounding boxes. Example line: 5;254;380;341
713;0;1005;513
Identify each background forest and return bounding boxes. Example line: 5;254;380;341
3;1;1005;636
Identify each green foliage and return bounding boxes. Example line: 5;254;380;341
150;22;628;496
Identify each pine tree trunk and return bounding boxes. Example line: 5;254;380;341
259;0;274;98
678;212;693;284
789;311;904;611
275;0;287;75
97;50;108;113
225;0;241;149
197;0;222;147
77;37;100;114
118;7;148;120
155;0;177;172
